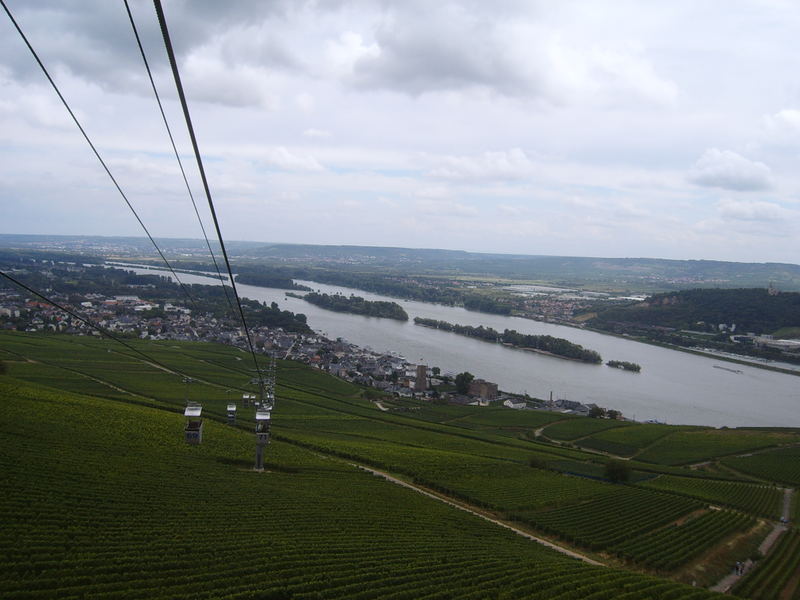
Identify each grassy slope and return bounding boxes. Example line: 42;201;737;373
0;376;726;599
4;331;800;593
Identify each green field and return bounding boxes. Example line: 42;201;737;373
641;475;784;519
579;424;701;457
0;368;725;598
722;446;800;486
2;331;799;597
734;529;800;599
541;417;629;441
636;429;800;466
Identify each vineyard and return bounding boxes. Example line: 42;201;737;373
611;509;756;571
2;331;799;597
512;487;704;551
0;378;726;599
579;424;700;458
635;429;799;466
734;529;800;599
642;475;784;518
541;417;630;441
722;446;800;486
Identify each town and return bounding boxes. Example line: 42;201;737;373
0;285;606;417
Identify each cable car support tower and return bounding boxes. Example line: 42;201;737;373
255;353;277;471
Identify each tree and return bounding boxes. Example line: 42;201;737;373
431;366;441;377
607;409;620;420
528;456;546;469
454;371;474;395
588;405;606;418
604;459;630;484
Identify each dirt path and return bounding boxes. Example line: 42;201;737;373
710;488;794;594
782;487;793;521
356;464;604;566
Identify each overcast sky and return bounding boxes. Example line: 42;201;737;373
1;0;799;263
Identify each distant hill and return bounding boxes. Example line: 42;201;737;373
3;234;800;291
590;288;800;334
234;244;800;291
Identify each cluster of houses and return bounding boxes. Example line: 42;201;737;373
0;288;605;415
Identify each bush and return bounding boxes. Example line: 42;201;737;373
604;459;631;483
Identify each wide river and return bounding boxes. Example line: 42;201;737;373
125;266;799;428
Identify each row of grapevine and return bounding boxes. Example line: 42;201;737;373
636;430;797;466
512;487;704;550
722;446;800;486
611;509;755;571
0;377;726;599
733;528;800;599
641;474;784;518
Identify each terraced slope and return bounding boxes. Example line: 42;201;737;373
0;377;724;599
642;475;784;519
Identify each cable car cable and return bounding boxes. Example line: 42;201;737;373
0;0;197;310
152;0;264;389
122;0;236;317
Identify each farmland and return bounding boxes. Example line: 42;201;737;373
734;529;800;599
641;475;784;519
722;446;800;486
2;331;800;597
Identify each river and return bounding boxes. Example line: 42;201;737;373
123;265;799;428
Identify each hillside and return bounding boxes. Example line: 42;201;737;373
4;234;800;291
591;288;800;334
3;332;800;597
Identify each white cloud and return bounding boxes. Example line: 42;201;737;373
688;149;772;191
716;198;792;222
182;48;280;109
763;109;800;142
414;198;478;217
325;32;380;77
346;5;677;107
303;128;332;139
427;148;534;181
260;147;325;171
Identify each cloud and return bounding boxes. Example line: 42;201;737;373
182;47;280;109
346;4;676;107
716;198;792;222
325;32;380;77
260;147;324;171
414;198;478;217
427;148;534;181
763;109;800;144
687;149;772;191
303;128;331;138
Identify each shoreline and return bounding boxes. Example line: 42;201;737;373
109;262;800;379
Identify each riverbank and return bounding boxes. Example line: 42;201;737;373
107;264;800;426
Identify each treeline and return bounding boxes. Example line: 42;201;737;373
591;288;800;334
235;272;311;291
414;318;602;363
303;292;409;321
145;261;514;316
607;360;641;372
296;271;511;314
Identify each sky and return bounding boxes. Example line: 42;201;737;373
1;0;799;263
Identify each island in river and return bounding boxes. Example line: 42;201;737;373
414;317;602;363
294;291;409;321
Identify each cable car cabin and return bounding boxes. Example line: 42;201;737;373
226;403;237;425
255;408;271;446
184;403;203;445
